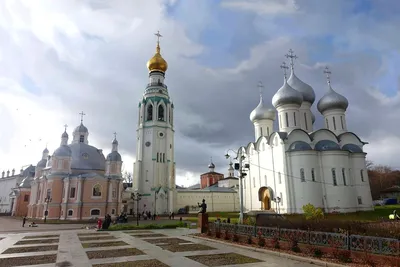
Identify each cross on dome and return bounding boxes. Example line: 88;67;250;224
154;30;162;45
113;132;117;139
285;49;298;70
79;111;86;123
280;62;289;79
324;66;332;84
257;81;264;97
64;124;68;131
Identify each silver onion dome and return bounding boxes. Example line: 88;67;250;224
62;131;68;138
250;96;276;122
287;72;315;104
53;145;72;157
74;123;88;133
107;151;122;162
317;85;349;114
272;80;303;108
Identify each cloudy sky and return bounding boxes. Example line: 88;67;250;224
0;0;399;187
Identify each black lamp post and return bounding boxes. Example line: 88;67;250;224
44;197;52;223
131;192;142;226
273;196;281;214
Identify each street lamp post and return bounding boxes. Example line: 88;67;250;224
273;196;281;214
131;193;142;226
225;149;248;224
44;197;52;223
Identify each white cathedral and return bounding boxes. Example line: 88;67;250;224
237;50;373;214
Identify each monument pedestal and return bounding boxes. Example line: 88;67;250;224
197;213;209;233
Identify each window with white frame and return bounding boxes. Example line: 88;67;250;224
67;210;73;216
300;168;305;182
90;209;100;216
112;188;117;199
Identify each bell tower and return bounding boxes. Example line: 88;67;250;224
133;31;176;214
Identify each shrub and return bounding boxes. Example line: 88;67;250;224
232;233;239;242
257;231;265;247
243;217;256;226
335;250;352;263
312;247;323;258
302;203;324;221
247;235;252;244
271;236;280;249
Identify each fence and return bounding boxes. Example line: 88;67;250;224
211;222;399;256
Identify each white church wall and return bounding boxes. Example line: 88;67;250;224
176;190;239;213
285;130;312;150
351;154;374;211
320;151;357;213
287;151;324;213
0;175;22;213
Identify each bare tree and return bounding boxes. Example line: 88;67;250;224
365;159;374;170
123;171;133;183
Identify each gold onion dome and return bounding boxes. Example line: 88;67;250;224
146;43;168;73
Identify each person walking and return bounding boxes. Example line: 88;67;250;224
22;216;26;227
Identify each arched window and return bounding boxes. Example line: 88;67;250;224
267;127;270;136
360;169;364;182
67;210;73;216
333;117;337;130
90;209;100;216
111;209;116;215
340;116;344;129
332;168;337;186
260;127;263;136
304;113;308;131
92;184;102;197
342;168;347;186
147;104;153;121
300;168;305;182
79;135;84;143
285;112;289;127
158;105;165;121
293;112;297;126
326;118;329;129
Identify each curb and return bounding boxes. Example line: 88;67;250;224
191;235;345;267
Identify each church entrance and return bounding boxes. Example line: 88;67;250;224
258;187;272;210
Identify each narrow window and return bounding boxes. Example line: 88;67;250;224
293;112;297;126
23;195;29;202
285;112;289;127
311;168;315;182
157;153;159;162
267;127;270;136
46;189;51;199
70;187;76;198
357;196;362;205
147;104;153;121
68;210;73;216
278;172;282;184
300;168;305;182
326;118;329;129
360;169;364;182
304;113;308;131
332;168;337;186
340;116;344;129
158;105;165;121
79;135;84;143
168;108;171;123
260;127;263;136
333;117;337;130
163;153;165;163
342;168;347;186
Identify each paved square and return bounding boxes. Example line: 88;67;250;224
0;227;317;266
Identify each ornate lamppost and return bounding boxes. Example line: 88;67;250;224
225;149;249;224
131;192;142;226
44;197;52;223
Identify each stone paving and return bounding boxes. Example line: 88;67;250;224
0;228;316;267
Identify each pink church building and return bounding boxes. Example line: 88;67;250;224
26;117;124;220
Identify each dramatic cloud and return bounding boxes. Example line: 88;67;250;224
0;0;399;187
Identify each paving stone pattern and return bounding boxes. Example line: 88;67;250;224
0;228;316;267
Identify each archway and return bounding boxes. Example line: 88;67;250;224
258;187;273;210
